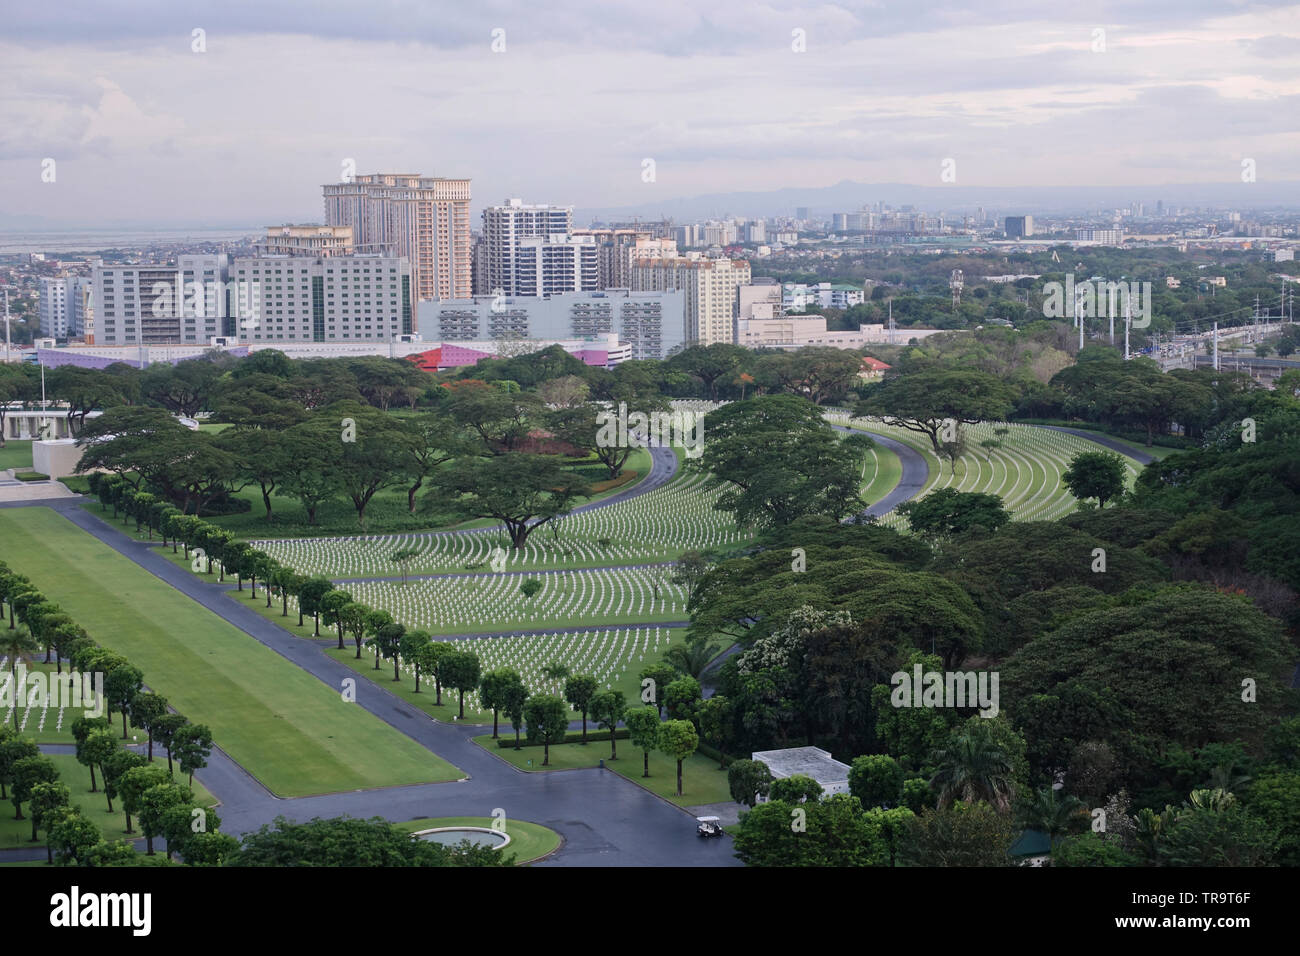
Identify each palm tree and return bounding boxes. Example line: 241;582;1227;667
663;637;722;680
930;729;1016;812
1016;786;1086;848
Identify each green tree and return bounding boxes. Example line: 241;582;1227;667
103;664;144;739
563;674;600;744
695;395;865;528
10;754;58;829
898;488;1010;540
118;763;171;836
857;369;1016;454
415;641;455;706
138;782;190;855
430;454;590;549
48;809;101;865
625;706;662;778
1062;451;1128;509
0;733;39;801
930;725;1016;813
849;754;905;808
659;719;699;797
479;667;523;739
1016;786;1087;849
71;716;111;790
441;650;482;720
588;689;627;760
524;695;570;766
172;723;214;788
519;578;543;601
728;758;773;807
900;801;1018;867
127;692;169;762
29;780;72;863
770;774;824;804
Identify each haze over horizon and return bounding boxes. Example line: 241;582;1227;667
3;0;1299;228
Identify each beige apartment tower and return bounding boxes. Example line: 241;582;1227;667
323;173;472;301
629;257;750;345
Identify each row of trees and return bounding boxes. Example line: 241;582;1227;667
0;559;223;865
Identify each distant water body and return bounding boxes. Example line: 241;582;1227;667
0;229;260;255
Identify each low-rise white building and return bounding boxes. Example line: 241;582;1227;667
752;746;852;802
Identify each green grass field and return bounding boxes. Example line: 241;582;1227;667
0;440;33;472
859;442;903;505
0;752;215;851
475;733;734;807
394;816;561;864
0;507;462;797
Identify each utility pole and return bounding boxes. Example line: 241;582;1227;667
3;288;10;364
1213;321;1219;371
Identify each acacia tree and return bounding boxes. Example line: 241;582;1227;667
429;454;590;549
857;369;1016;454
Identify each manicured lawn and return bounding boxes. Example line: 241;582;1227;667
0;440;33;471
0;752;215;851
0;507;462;797
394;816;561;864
474;734;734;806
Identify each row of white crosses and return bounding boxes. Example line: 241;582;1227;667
342;566;687;635
1;656;67;735
254;466;754;580
831;415;1142;530
363;626;673;715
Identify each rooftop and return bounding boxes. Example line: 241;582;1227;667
751;746;851;785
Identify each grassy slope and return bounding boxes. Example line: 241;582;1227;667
0;507;460;797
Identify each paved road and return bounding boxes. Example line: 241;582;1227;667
830;425;930;517
8;498;738;867
1036;426;1156;465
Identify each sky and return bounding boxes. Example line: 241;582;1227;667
2;0;1299;227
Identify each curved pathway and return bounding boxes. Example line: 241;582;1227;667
830;425;930;518
1036;426;1156;465
7;498;738;867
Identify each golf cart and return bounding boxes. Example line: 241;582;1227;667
696;816;724;838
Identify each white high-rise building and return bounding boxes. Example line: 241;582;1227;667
629;257;751;345
39;276;92;338
93;253;412;345
481;199;577;296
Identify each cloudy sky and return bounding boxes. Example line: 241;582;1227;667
2;0;1298;227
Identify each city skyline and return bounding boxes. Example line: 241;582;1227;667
3;0;1300;228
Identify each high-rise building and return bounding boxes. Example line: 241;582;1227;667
629;257;750;345
94;253;412;345
1005;216;1034;239
228;255;412;342
571;228;653;289
94;256;229;346
323;173;472;301
39;276;92;338
254;224;355;257
481;198;573;296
